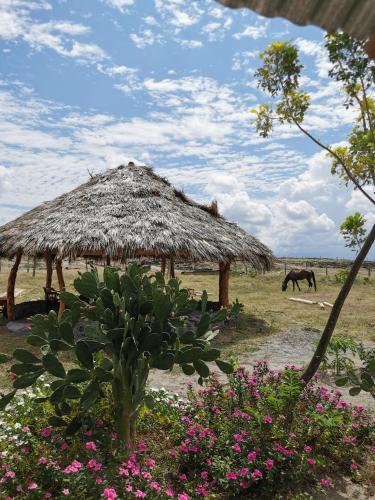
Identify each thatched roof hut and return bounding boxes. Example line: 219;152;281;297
0;162;274;318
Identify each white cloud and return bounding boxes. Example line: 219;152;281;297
0;165;11;195
233;23;268;40
130;29;163;48
0;1;107;64
143;16;158;26
153;0;203;29
178;39;202;49
104;0;134;13
201;18;233;42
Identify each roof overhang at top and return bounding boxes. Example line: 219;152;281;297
216;0;375;57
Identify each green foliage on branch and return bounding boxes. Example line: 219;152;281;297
0;264;239;448
340;212;367;253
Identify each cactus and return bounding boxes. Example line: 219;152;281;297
0;264;238;450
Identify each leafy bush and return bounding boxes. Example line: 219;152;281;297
336;344;375;398
0;265;238;450
335;268;350;283
321;336;358;375
1;363;372;499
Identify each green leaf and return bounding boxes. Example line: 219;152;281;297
65;416;82;436
63;385;81;400
75;341;93;369
179;331;196;344
74;272;99;299
48;416;67;427
80;381;100;411
144;394;155;409
176;347;203;364
367;359;375;376
215;359;234;374
67;368;91;383
142;332;162;352
335;377;348;387
50;385;65;404
201;348;221;362
193;359;210;378
60;291;80;307
349;386;361;396
27;335;48;347
93;367;113;382
10;363;43;375
49;339;73;352
0;390;17;410
50;379;66;391
181;363;195;376
196;313;210;337
210;308;227;323
100;358;113;371
13;370;44;389
59;322;74;345
42;353;66;379
152;352;174;370
0;353;12;364
13;348;40;364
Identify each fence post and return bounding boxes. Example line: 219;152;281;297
284;262;287;275
32;258;37;278
27;256;30;273
368;267;371;278
326;267;328;277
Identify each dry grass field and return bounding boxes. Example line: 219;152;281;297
0;261;374;396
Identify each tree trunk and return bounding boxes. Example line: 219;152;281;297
45;254;53;289
106;255;111;266
55;258;65;320
219;261;230;307
301;223;375;383
7;251;22;321
169;256;175;278
160;257;166;276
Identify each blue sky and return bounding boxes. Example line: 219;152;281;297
0;0;374;258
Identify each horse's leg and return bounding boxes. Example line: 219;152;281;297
292;280;295;291
296;280;301;291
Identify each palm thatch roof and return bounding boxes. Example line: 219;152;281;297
216;0;375;42
0;163;274;269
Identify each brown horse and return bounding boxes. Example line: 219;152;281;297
282;269;317;292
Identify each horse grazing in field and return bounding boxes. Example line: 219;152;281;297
282;269;317;292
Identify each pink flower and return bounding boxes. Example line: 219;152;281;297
178;494;190;500
240;468;248;476
263;415;272;424
60;440;69;451
233;434;243;442
356;405;364;412
307;458;315;465
44;493;52;498
240;479;249;488
179;474;187;481
145;458;155;469
85;441;97;451
165;489;174;497
316;403;324;413
87;459;102;471
134;491;146;498
350;463;359;471
231;443;241;453
201;471;208;479
62;489;70;496
247;451;257;461
168;450;177;458
150;482;161;492
103;488;117;499
226;472;237;480
41;427;52;438
320;478;330;488
5;471;15;478
265;459;273;471
251;469;263;480
28;482;38;490
304;445;312;454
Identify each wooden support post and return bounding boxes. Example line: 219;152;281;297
160;257;166;276
0;258;2;272
7;251;22;321
368;266;371;278
325;267;328;277
32;257;37;277
56;258;65;320
284;262;287;275
106;255;111;266
27;256;30;273
219;261;230;308
45;254;53;289
169;257;175;278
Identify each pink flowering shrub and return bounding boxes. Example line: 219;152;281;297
0;364;373;498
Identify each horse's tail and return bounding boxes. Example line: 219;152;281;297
312;271;317;291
